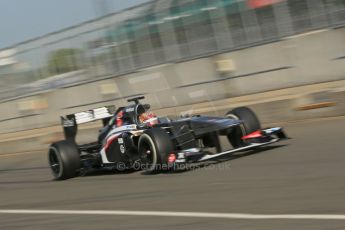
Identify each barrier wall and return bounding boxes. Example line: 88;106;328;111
1;28;345;133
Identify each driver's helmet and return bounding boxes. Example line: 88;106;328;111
115;110;125;127
139;112;158;126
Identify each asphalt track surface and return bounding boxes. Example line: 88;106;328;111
1;118;345;229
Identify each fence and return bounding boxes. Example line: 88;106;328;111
0;0;345;100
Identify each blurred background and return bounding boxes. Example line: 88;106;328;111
0;0;345;152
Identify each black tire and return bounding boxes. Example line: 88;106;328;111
138;128;173;174
226;107;261;148
48;140;81;180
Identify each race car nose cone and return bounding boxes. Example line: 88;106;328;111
241;130;263;140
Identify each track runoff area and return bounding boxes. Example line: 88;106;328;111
0;118;345;229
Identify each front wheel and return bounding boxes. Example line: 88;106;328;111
226;107;261;148
48;140;80;180
138;128;173;174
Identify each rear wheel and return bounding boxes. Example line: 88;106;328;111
226;107;261;148
138;128;173;174
48;140;80;180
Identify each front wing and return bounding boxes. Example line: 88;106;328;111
174;127;288;163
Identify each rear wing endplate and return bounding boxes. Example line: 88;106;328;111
60;106;115;142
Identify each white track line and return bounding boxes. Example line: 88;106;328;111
0;210;345;220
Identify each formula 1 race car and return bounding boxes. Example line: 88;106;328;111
48;96;288;180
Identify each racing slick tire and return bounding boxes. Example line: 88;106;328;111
48;140;81;180
226;107;261;148
138;128;173;174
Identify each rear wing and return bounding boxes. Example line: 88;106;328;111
60;106;116;142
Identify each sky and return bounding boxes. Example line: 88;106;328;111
0;0;150;49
